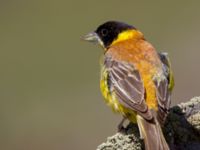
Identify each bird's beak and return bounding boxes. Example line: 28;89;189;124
82;32;99;43
82;32;104;47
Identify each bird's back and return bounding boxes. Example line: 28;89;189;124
101;38;163;114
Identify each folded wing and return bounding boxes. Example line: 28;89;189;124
104;55;153;121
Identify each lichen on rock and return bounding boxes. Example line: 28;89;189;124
97;97;200;150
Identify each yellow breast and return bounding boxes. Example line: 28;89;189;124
100;65;137;123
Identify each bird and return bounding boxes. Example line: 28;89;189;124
83;21;174;150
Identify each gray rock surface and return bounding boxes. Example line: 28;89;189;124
97;97;200;150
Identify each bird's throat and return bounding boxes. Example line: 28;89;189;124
111;29;144;46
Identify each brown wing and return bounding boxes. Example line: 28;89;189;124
154;52;173;124
104;55;153;121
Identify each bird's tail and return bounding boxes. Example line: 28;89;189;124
136;114;169;150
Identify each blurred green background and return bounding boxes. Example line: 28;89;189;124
0;0;200;150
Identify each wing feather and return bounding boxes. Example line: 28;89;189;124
104;55;153;120
154;52;174;124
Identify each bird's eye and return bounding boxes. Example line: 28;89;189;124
101;29;108;36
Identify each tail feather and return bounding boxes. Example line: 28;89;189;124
136;114;169;150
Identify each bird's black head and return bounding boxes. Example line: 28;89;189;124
83;21;137;49
95;21;136;48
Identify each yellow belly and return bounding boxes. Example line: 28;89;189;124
100;69;137;123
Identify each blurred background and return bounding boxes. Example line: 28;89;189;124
0;0;200;150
